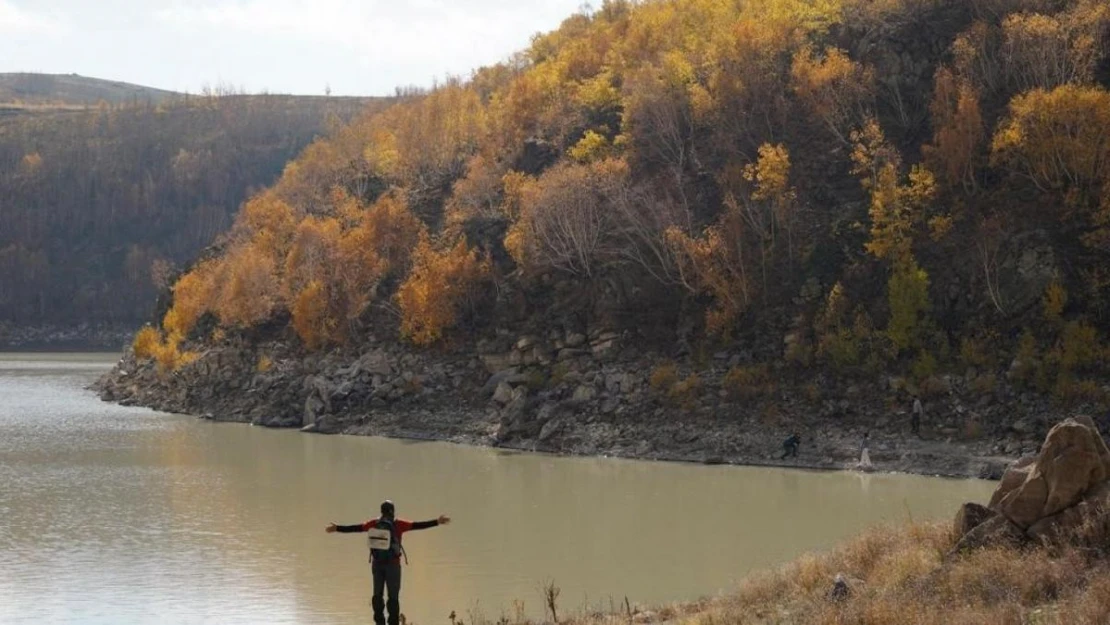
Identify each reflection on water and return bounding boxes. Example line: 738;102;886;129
0;353;996;625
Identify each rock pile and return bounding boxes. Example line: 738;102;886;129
953;416;1110;552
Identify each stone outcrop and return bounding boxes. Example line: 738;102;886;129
953;416;1110;553
991;416;1110;528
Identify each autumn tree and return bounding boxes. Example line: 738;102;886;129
162;261;217;339
851;119;936;264
992;84;1110;253
923;67;984;192
212;242;280;328
336;193;425;320
791;47;875;146
851;119;937;354
621;59;704;209
951;21;1004;95
1000;4;1109;92
446;154;508;223
665;200;754;337
397;237;492;345
991;84;1110;195
504;159;630;277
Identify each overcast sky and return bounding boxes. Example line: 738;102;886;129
0;0;586;96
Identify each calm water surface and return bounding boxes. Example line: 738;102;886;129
0;353;995;625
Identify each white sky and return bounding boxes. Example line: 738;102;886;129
0;0;587;96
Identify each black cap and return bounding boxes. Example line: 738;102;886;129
380;500;395;517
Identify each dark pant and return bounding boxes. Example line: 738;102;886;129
371;560;402;625
781;443;797;459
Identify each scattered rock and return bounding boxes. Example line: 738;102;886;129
359;349;393;376
492;381;515;405
952;514;1026;553
953;502;995;538
571;384;597;403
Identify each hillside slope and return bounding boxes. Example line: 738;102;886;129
0;73;179;115
104;0;1110;459
0;90;385;337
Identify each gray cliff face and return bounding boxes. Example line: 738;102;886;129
94;325;1101;479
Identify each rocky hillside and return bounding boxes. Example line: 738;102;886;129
100;0;1110;465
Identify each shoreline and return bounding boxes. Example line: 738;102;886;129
95;340;1031;480
90;319;1107;483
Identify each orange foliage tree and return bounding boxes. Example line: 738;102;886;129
397;237;492;346
162;261;217;339
923;67;984;192
212;242;280;328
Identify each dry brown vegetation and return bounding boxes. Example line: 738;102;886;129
465;523;1110;625
685;523;1110;625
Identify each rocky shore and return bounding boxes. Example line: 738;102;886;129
93;325;1108;480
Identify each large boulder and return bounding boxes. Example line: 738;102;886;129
990;417;1110;528
1026;481;1110;548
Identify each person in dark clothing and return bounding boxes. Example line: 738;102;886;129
781;433;800;459
326;500;451;625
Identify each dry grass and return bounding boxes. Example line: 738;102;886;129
673;523;1110;625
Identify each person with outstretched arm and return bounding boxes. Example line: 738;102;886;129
326;500;451;625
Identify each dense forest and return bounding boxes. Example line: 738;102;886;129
142;0;1109;403
0;90;378;326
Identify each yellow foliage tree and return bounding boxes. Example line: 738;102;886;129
162;261;216;338
991;85;1110;195
281;216;342;304
397;237;492;346
666;203;753;337
291;280;332;350
132;325;161;359
791;46;875;145
851;119;936;264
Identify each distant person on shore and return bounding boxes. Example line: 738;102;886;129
858;431;872;470
326;500;451;625
911;396;923;436
781;433;800;459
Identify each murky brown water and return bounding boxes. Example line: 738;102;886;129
0;353;995;624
